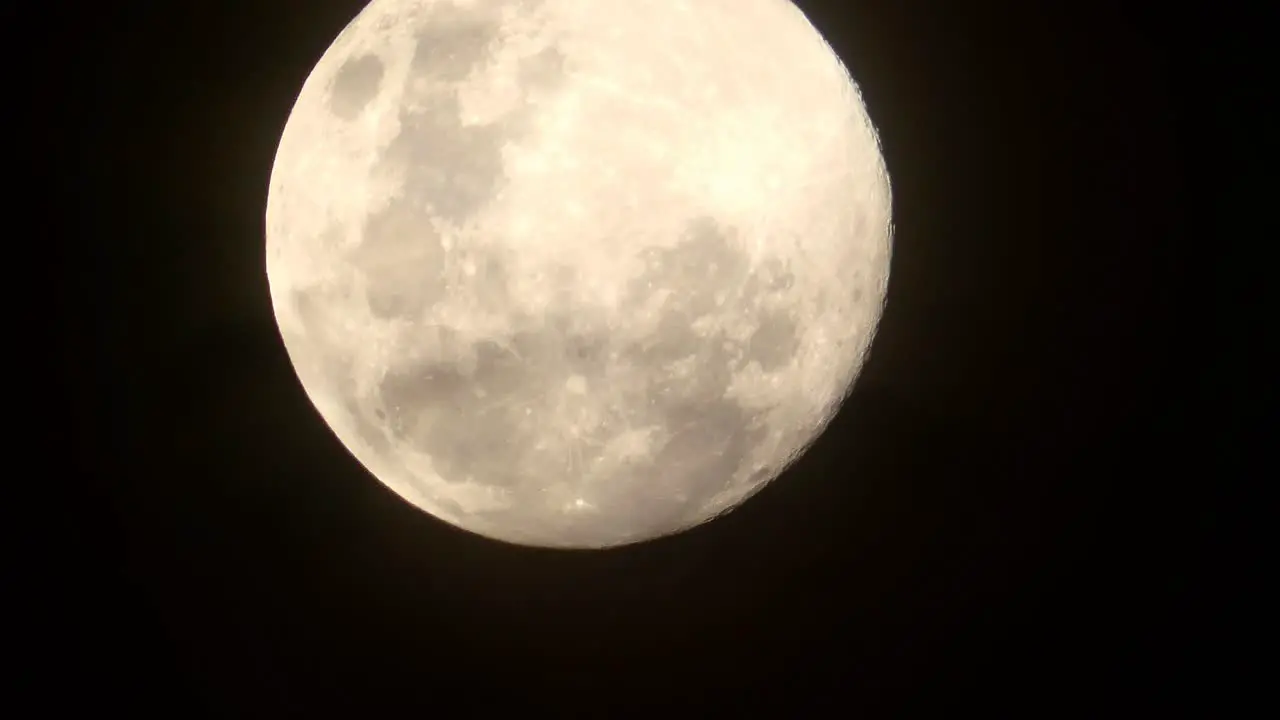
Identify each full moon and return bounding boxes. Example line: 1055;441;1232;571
265;0;892;548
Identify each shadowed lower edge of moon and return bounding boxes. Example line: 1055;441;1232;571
290;211;808;547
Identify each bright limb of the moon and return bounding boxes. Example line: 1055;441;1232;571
265;0;892;549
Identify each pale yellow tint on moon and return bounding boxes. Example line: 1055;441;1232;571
266;0;892;548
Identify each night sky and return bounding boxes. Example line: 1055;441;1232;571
50;0;1217;714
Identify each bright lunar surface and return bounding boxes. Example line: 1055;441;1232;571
265;0;893;548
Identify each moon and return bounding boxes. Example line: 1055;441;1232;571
265;0;892;549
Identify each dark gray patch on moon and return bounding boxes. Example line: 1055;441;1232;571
466;251;511;312
341;394;396;460
290;285;329;338
518;45;566;91
744;310;798;371
640;397;766;530
353;4;569;322
410;3;501;82
604;337;766;539
629;311;700;367
374;288;771;544
329;53;384;120
384;92;510;225
379;341;529;490
352;200;447;319
548;316;611;373
383;18;569;223
378;314;620;494
626;216;753;319
399;3;566;198
744;256;795;295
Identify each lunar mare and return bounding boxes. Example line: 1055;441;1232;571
266;0;892;548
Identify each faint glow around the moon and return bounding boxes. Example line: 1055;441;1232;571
265;0;893;549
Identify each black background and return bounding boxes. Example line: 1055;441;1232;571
47;0;1221;714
